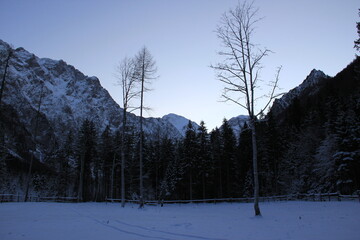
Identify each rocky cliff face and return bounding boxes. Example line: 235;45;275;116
0;40;184;160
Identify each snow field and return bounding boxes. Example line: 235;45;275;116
0;201;359;240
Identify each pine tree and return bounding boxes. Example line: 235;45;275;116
196;121;212;199
183;121;198;200
97;125;113;201
220;119;237;197
257;112;282;196
56;130;75;197
160;140;184;200
77;119;97;202
210;127;223;198
237;122;253;197
333;106;360;194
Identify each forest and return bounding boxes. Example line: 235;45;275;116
1;57;359;202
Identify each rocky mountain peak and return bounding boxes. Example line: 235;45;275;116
271;69;329;116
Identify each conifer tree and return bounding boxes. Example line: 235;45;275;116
77;119;97;202
56;130;75;197
97;126;113;201
220;119;237;197
196;121;211;199
183;121;197;200
210;127;223;198
237;122;253;197
333;107;360;194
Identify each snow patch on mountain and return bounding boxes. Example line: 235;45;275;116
227;115;249;137
162;113;200;137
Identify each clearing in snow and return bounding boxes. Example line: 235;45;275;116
0;201;359;240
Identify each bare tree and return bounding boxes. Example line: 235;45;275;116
211;1;281;216
355;9;360;53
115;57;140;207
0;48;13;107
134;46;157;208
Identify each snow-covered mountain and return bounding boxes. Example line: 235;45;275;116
0;40;192;156
271;69;329;116
224;70;329;136
227;115;249;137
162;113;200;137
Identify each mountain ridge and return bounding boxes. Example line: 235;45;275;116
0;39;189;156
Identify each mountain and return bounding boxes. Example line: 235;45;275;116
162;113;200;137
0;39;189;158
227;115;248;137
271;69;330;118
263;57;360;195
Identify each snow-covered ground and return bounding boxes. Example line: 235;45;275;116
0;201;359;240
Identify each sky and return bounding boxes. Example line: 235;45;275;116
0;0;358;130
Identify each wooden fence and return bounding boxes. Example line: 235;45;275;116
1;193;359;204
106;193;360;205
0;194;78;203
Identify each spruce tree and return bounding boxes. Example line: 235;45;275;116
237;122;253;197
196;121;211;199
183;121;198;200
210;127;223;198
220;119;237;197
77;119;97;202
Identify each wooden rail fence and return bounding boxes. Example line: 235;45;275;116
0;194;78;203
105;193;360;205
1;193;359;204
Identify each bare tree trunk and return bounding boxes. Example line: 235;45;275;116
189;168;193;201
134;46;157;208
78;154;85;202
110;152;116;200
0;49;12;107
155;148;159;200
94;170;99;202
219;161;223;198
116;56;142;206
121;108;127;207
24;155;35;202
139;72;144;208
250;119;261;216
202;173;206;200
212;1;282;216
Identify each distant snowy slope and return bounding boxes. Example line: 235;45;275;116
162;113;199;136
227;115;248;137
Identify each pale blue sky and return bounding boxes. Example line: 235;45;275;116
0;0;358;130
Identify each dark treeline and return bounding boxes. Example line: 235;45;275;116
19;117;258;202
